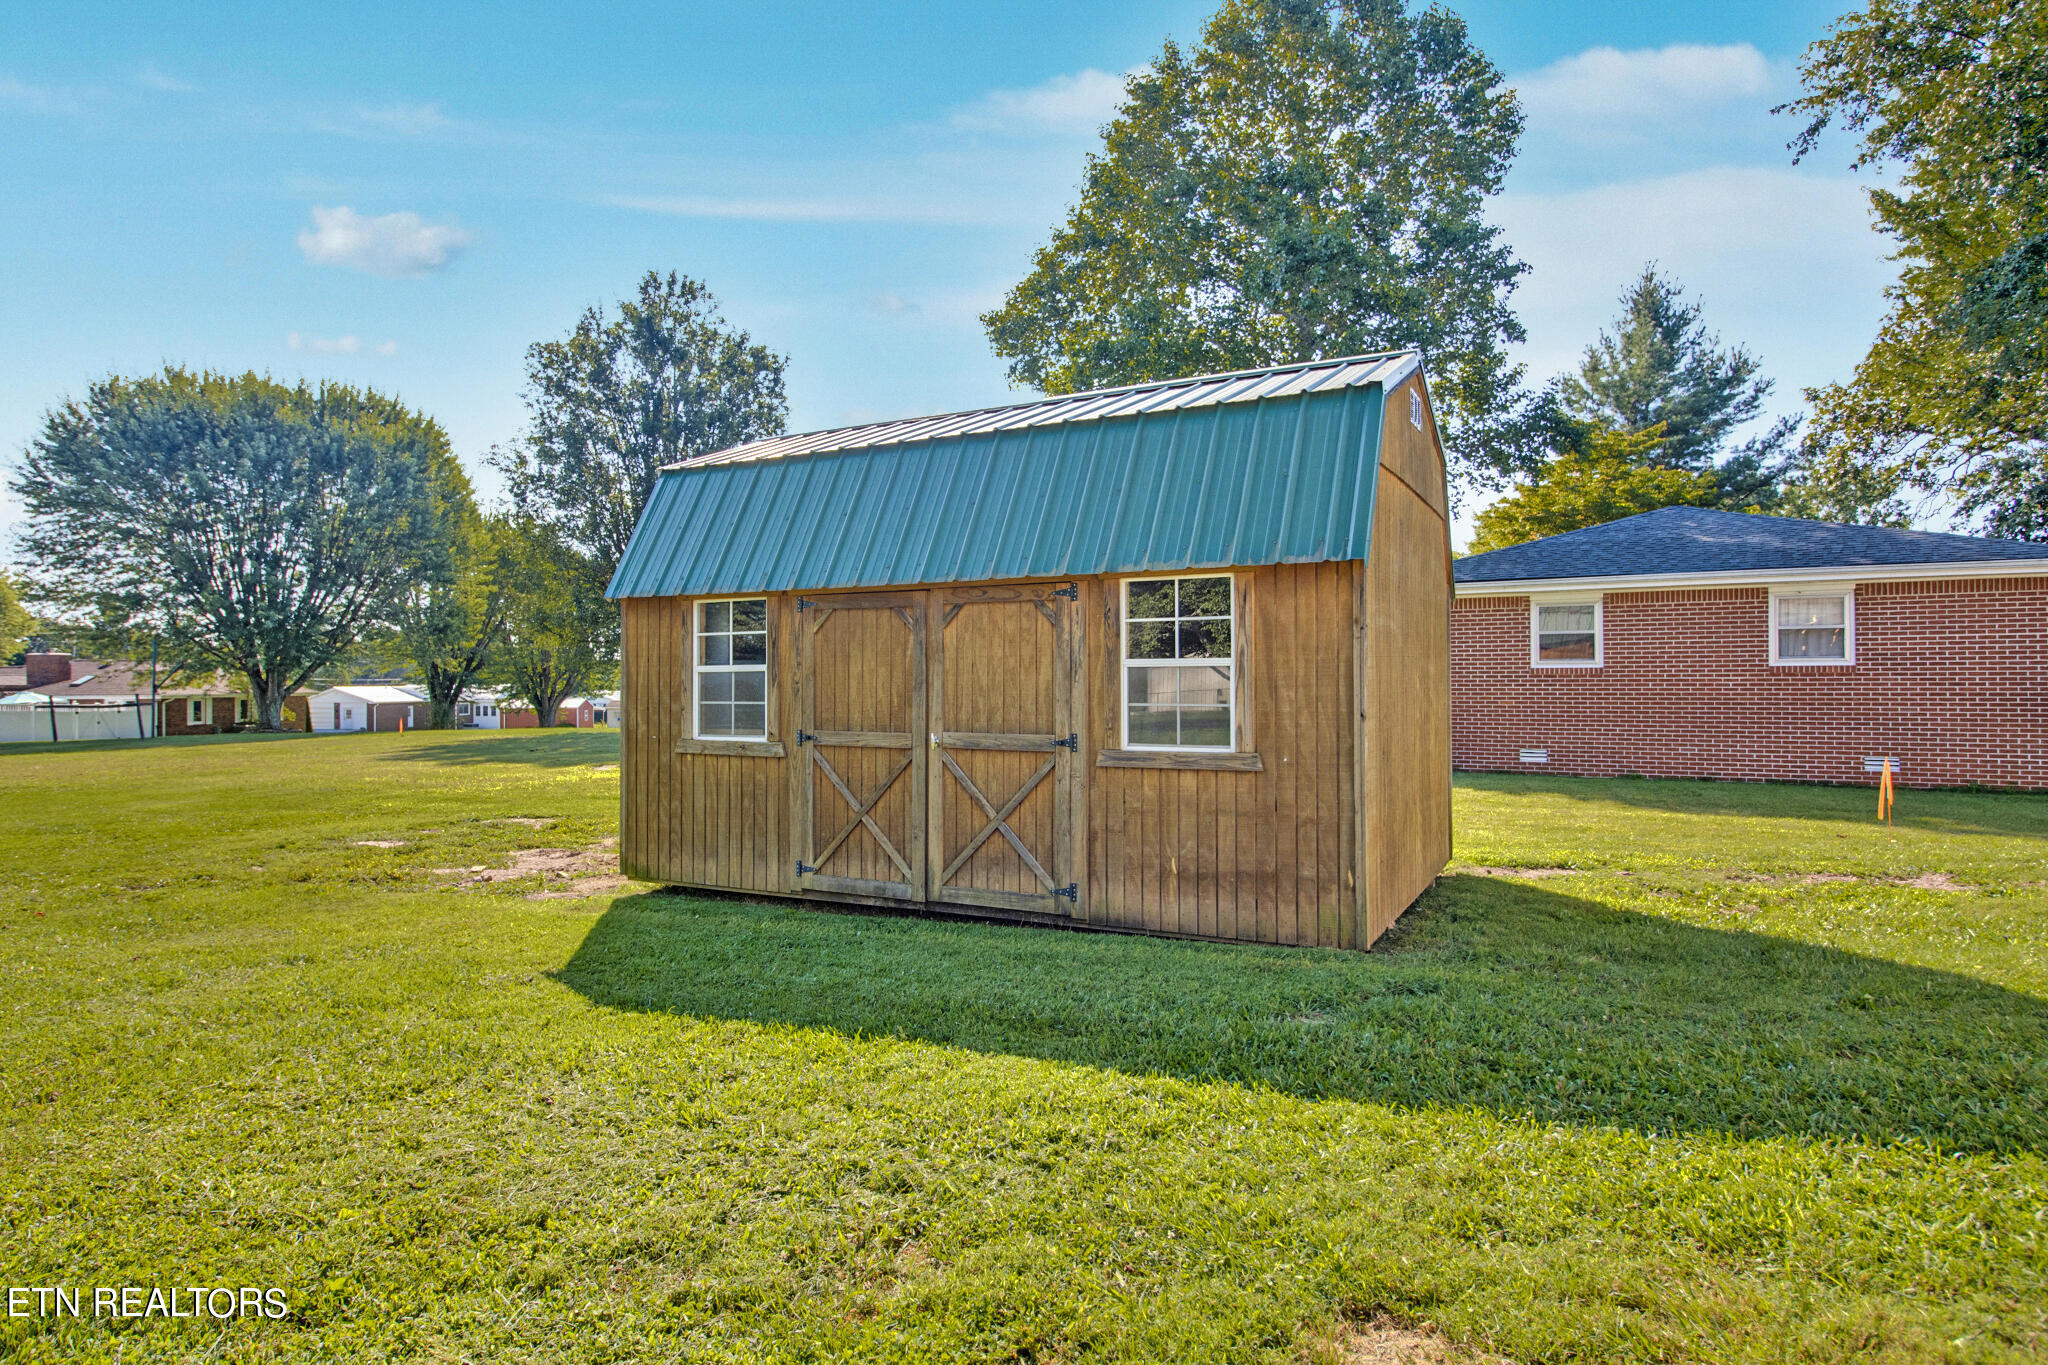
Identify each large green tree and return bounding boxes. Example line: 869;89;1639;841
981;0;1533;490
387;467;509;729
1467;427;1720;553
1782;0;2048;537
12;370;442;729
491;519;613;728
499;271;788;586
0;573;31;664
1559;266;1793;508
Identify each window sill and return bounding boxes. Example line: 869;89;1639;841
1769;659;1854;668
674;738;786;757
1097;749;1263;772
1531;661;1602;669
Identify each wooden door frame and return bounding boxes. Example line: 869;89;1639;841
925;581;1085;918
789;590;929;902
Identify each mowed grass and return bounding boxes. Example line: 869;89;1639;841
0;731;2043;1363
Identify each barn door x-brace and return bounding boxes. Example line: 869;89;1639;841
926;583;1083;915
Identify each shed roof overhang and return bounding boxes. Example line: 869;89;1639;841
608;352;1416;599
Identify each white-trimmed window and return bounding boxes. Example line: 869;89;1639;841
695;598;769;739
188;697;206;725
1771;588;1854;665
1122;575;1234;751
236;698;249;723
1530;597;1602;667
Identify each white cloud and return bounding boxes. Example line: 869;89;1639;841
349;101;458;138
606;193;994;226
1514;43;1773;125
286;332;400;356
0;76;95;116
137;64;197;94
1492;163;1892;402
867;291;919;317
287;332;358;354
948;67;1134;136
295;205;471;277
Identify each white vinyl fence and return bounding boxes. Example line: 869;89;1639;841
0;701;156;743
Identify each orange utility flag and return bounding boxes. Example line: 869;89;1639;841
1877;757;1895;824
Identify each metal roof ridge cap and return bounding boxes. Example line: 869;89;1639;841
670;349;1424;467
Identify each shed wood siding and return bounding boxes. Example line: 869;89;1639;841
1362;379;1454;943
622;594;789;893
1085;564;1358;945
622;558;1445;948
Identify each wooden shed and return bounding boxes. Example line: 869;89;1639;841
607;351;1452;949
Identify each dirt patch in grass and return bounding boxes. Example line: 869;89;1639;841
439;838;628;899
491;816;557;829
1305;1320;1507;1365
1797;870;1974;891
1458;865;1577;879
353;839;407;848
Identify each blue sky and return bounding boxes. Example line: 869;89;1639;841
1;1;1883;548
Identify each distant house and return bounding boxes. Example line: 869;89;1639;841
453;691;510;729
0;652;308;734
1451;507;2048;789
309;685;425;733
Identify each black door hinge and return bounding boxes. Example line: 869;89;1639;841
796;729;816;745
795;860;818;876
1052;583;1079;601
1051;883;1079;903
796;595;817;611
1051;733;1078;751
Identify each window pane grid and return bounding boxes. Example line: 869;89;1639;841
1774;594;1851;662
1531;600;1599;665
695;598;769;739
1123;576;1234;751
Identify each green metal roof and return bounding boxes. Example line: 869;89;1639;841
607;354;1410;600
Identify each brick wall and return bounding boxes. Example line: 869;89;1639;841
1450;576;2048;789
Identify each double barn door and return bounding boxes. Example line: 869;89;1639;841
790;584;1082;916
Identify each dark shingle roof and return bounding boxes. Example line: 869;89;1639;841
1455;506;2048;584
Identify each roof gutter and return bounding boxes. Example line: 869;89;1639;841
1453;556;2048;597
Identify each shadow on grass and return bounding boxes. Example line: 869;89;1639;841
555;875;2048;1155
1456;770;2048;840
369;730;621;768
0;731;316;758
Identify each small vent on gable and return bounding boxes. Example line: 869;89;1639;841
1409;389;1424;429
1863;755;1901;773
1518;748;1549;764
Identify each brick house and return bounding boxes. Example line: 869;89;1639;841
1451;508;2048;789
0;652;310;735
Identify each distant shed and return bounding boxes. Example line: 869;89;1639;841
607;352;1453;949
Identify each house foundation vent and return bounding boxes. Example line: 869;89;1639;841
1863;756;1901;773
1518;748;1549;764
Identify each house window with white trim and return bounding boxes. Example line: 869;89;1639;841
188;697;206;725
236;698;249;723
1123;576;1235;750
695;598;769;739
1531;598;1602;667
1771;589;1854;664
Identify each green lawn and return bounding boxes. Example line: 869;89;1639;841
1;731;2043;1362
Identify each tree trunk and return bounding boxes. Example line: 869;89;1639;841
251;672;290;731
535;690;571;727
